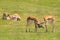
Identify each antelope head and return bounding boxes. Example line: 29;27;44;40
37;22;45;28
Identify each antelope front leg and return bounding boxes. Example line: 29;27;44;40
35;24;38;32
45;24;48;32
51;22;55;32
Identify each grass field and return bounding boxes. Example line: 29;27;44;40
0;0;60;40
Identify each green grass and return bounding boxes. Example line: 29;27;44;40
0;0;60;40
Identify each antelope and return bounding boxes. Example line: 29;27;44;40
7;14;21;21
26;16;44;32
2;13;21;21
43;16;55;32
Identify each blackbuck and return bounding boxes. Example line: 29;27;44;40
2;13;21;21
43;16;55;32
7;14;21;21
26;16;44;32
